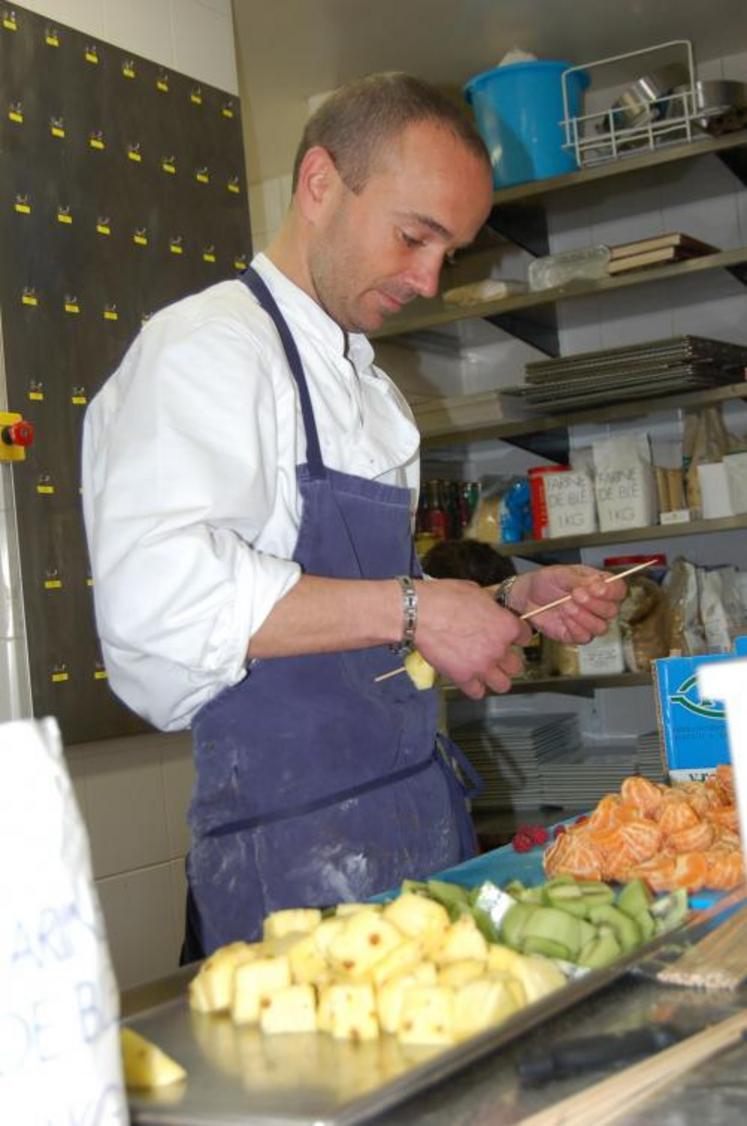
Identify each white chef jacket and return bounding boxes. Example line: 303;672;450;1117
81;254;421;732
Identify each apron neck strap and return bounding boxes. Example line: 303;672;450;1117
241;266;325;478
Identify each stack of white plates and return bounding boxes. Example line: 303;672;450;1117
451;714;580;811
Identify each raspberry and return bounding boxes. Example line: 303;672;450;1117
553;824;567;839
529;825;549;846
512;832;533;853
575;814;589;826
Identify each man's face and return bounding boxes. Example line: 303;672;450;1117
307;120;494;334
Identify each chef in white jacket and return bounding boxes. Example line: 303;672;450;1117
82;73;625;954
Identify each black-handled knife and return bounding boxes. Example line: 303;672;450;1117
516;1023;683;1086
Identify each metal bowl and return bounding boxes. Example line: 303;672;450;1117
597;64;689;134
664;79;747;133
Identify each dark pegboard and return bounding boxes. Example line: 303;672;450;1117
0;6;252;743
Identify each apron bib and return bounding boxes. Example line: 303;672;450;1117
184;267;480;956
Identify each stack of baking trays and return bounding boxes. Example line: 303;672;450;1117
637;729;668;780
538;738;666;808
512;336;747;412
451;713;581;811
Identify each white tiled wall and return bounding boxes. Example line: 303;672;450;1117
0;0;238;989
249;173;293;252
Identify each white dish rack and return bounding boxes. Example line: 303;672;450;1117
561;40;718;168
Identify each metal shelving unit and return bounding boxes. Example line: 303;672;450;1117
374;244;747;345
444;671;652;697
373;128;747;355
419;381;747;450
490;513;747;559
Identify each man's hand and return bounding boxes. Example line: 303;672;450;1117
415;579;533;700
506;565;625;643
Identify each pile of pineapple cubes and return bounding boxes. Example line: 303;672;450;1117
189;893;566;1046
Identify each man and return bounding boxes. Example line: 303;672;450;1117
82;73;624;957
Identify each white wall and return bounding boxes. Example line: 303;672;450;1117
0;0;240;990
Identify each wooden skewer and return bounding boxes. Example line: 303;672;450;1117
518;1008;747;1126
374;665;408;683
373;558;657;684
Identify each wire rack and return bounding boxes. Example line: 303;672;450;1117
561;40;720;168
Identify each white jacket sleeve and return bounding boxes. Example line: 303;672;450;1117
82;309;301;731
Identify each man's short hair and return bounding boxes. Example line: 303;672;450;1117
292;71;490;194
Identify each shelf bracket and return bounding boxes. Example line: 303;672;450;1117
486;202;549;258
486;307;559;357
718;145;747;191
726;261;747;286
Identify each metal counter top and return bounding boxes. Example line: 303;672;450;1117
122;967;747;1125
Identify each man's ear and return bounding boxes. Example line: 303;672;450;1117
294;145;340;223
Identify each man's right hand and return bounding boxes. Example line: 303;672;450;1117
414;579;533;700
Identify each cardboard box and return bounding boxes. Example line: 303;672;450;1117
652;651;737;783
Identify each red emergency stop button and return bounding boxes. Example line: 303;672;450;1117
1;418;34;447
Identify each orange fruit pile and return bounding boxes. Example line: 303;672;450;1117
543;765;743;893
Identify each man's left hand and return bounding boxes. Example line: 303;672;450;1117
508;565;626;644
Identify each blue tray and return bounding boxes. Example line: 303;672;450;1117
373;818;723;911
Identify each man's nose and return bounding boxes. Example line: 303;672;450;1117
408;253;442;299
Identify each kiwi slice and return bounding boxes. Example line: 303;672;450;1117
523;935;571;960
578;932;622;969
617;879;654;920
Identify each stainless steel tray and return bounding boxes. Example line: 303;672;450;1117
127;892;745;1125
126;968;617;1126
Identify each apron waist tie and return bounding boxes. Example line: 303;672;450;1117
205;750;439;840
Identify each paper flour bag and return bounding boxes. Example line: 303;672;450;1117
0;717;126;1125
593;433;657;532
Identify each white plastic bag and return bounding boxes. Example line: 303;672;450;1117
0;717;126;1125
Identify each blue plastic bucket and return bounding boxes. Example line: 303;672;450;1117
464;60;589;188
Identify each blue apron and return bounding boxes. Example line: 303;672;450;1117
184;267;481;957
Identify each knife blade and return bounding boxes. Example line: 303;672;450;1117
516;1023;683;1086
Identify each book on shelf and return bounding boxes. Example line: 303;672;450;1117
607;232;718;274
609;232;718;260
608;244;719;274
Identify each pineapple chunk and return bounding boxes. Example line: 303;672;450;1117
432;915;488;966
486;943;526;976
259;984;317;1034
398;986;455;1046
188;972;212;1014
509;954;565;1005
453;978;518;1041
120;1027;186;1089
231;955;291;1024
336;903;382;917
286;931;331;985
189;941;266;1013
382;893;450;945
312;916;346;959
404;649;437;690
438;958;486;987
316;983;334;1033
323;983;379;1041
369;938;423;988
376;962;437;1035
262;908;322;941
327;912;404;979
489;969;527;1009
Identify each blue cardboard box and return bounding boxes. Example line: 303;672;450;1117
652;648;745;783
